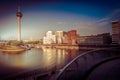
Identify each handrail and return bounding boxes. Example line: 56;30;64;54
55;49;101;80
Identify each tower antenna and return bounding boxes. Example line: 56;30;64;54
18;5;20;12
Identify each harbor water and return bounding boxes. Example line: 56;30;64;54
0;48;83;79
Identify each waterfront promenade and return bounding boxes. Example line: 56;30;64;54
37;44;120;50
0;45;25;53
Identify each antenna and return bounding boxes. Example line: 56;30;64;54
18;5;20;12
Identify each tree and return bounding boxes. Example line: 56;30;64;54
8;40;24;46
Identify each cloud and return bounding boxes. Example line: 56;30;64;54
74;9;120;36
74;17;111;36
107;9;120;21
96;17;110;23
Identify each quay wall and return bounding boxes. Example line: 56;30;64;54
36;44;120;50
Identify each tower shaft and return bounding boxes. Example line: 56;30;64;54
16;6;22;41
17;17;21;41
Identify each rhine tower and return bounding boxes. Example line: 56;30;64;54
16;6;22;41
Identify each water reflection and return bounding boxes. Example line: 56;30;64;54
0;48;80;78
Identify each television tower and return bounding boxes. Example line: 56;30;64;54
16;6;22;41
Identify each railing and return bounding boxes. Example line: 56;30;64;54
55;48;120;80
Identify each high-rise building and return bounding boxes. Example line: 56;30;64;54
16;6;22;41
55;31;64;44
112;21;120;44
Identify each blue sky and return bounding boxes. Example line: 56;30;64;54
0;0;120;40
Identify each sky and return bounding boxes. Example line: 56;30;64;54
0;0;120;40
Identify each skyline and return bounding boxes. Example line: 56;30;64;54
0;0;120;40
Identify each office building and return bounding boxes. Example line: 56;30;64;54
112;21;120;44
77;33;111;45
55;31;64;44
43;31;56;44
